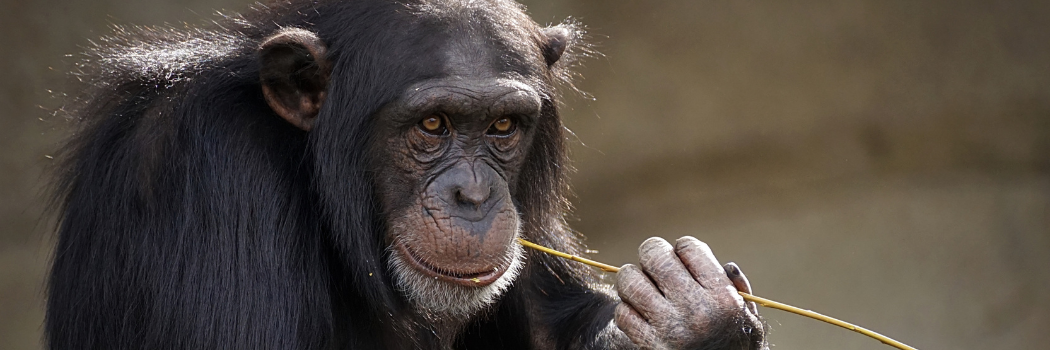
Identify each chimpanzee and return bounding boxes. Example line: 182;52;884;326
47;0;765;349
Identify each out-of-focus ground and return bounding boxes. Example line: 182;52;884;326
2;1;1047;349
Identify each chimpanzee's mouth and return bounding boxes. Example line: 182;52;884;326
397;243;507;287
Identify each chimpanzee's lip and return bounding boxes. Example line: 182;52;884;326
397;243;506;287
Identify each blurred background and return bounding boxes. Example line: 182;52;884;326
2;0;1048;349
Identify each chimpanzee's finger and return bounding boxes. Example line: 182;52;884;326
724;262;759;315
615;263;671;321
637;237;700;298
674;236;730;289
614;302;658;348
723;262;752;294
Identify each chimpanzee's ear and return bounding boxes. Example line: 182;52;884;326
540;25;571;67
258;28;331;131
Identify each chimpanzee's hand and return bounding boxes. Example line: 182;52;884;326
614;237;765;350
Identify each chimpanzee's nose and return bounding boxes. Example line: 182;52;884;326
454;180;491;209
438;161;495;214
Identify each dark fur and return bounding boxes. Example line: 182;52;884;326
48;0;618;349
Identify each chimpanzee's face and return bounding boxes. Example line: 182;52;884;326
257;3;570;317
370;28;551;316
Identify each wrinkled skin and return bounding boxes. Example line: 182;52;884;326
370;75;543;320
615;237;766;349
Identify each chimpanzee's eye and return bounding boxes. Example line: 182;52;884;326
418;115;448;136
487;117;516;137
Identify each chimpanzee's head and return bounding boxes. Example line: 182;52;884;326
258;1;578;317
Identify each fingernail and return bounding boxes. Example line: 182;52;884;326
727;263;740;276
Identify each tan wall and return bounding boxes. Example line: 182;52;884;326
2;0;1047;349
